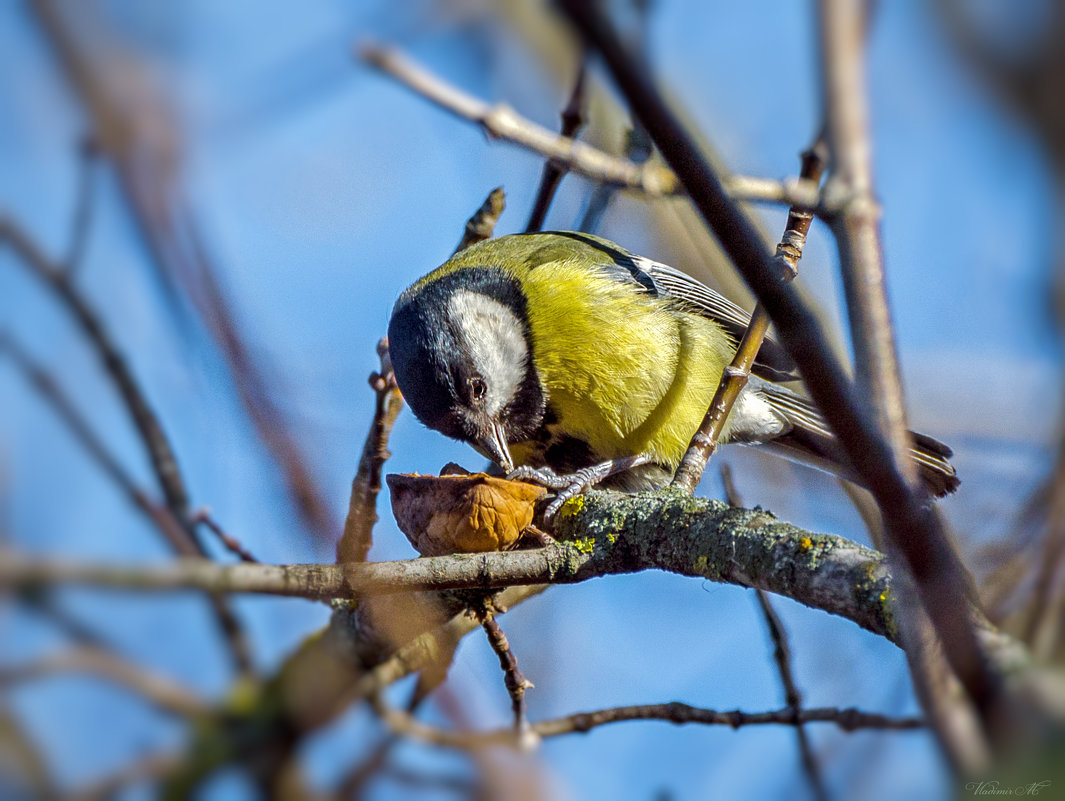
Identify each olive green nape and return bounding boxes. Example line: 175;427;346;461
427;231;631;281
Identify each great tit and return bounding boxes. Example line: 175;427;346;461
387;231;958;505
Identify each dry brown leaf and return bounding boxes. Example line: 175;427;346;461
387;473;547;556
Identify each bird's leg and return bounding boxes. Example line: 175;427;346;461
509;453;654;522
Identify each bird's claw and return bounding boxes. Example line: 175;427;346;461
506;465;572;490
508;464;607;525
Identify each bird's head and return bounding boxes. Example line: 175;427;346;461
387;267;545;472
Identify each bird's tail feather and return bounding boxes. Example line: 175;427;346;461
756;382;959;498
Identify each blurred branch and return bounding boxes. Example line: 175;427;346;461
30;0;336;544
72;752;182;801
578;125;652;233
817;0;1005;758
0;216;253;675
193;509;259;564
0;216;197;543
0;648;207;718
0;332;191;554
64;135;99;273
525;62;587;232
818;0;914;484
0;706;57;800
337;339;403;563
358;43;823;211
723;466;826;801
557;0;1007;754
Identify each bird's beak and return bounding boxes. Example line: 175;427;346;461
480;421;514;473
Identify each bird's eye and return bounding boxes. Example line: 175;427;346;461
469;376;487;401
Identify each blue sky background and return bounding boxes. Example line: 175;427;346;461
1;1;1059;799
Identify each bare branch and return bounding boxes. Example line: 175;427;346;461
373;694;923;752
525;63;587;233
358;43;822;211
337;339;403;563
556;0;1001;748
0;491;902;640
453;187;507;254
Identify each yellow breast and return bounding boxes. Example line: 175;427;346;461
521;262;733;468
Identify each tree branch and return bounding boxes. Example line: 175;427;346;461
556;0;1001;742
358;43;822;211
0;491;898;640
337;339;404;563
0;217;253;675
373;694;923;752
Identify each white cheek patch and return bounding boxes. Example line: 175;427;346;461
447;289;528;416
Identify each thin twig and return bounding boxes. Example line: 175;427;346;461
338;338;404;563
721;466;826;800
64;135;99;274
0;332;191;554
0;218;253;675
193;509;259;563
672;137;827;492
358;43;822;211
453;187;507;254
476;605;535;741
525;63;587;232
0;217;197;539
755;592;828;801
373;695;922;752
0;648;207;717
557;0;998;739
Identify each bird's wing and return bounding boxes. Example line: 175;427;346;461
631;256;800;382
545;231;798;381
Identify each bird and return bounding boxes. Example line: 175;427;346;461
386;231;958;514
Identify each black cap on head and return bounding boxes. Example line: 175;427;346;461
387;266;546;451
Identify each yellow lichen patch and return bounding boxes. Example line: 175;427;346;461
693;555;709;575
572;537;596;554
798;536;813;552
556;494;585;523
387;473;547;556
